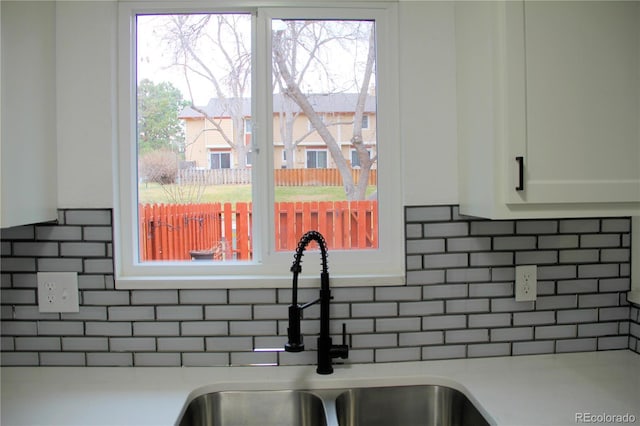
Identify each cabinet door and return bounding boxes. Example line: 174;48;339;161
507;1;640;204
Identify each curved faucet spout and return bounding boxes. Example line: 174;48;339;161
284;230;349;374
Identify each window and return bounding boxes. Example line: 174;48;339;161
306;149;328;169
362;115;369;129
282;149;294;169
351;148;371;168
116;2;403;288
210;152;231;169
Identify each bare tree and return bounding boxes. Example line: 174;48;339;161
160;15;377;200
272;20;377;200
165;14;252;168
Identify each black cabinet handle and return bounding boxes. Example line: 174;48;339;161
515;156;524;191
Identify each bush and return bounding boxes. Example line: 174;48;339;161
139;150;178;184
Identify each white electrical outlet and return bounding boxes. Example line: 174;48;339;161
37;272;79;313
515;265;537;302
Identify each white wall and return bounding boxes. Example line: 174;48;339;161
56;2;116;208
52;1;458;208
399;2;458;206
1;1;58;227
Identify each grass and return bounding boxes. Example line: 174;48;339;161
138;183;377;204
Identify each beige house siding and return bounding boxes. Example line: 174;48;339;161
183;111;377;170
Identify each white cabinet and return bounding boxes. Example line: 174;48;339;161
1;2;57;228
456;1;640;219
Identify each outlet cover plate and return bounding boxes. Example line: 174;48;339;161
515;265;537;302
37;272;79;313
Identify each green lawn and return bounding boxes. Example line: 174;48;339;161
138;183;377;204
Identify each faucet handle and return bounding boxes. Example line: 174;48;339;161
341;322;348;347
329;322;349;361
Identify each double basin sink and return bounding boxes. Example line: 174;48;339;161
177;384;491;426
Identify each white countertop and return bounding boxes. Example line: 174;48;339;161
2;350;639;426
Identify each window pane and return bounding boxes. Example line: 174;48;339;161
272;19;378;251
136;13;253;262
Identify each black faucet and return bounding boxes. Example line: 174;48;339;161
284;230;349;374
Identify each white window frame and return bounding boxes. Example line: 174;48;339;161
115;1;403;289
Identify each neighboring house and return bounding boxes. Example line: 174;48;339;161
179;93;377;170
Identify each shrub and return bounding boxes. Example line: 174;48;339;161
139;150;178;184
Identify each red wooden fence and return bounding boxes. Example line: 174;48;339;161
139;201;377;261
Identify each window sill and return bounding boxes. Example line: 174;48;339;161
114;273;405;289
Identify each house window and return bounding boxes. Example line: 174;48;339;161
362;115;369;129
351;148;371;168
210;152;231;169
306;149;328;169
282;149;293;168
116;2;403;288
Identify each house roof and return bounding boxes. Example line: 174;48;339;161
179;93;376;119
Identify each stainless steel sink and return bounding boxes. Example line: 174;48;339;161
335;385;490;426
177;390;328;426
177;385;491;426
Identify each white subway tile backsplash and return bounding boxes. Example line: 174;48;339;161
406;206;451;222
62;337;108;351
468;313;511;328
513;311;555;326
60;242;106;257
445;329;488;344
0;207;636;367
206;336;253;352
422;315;466;330
15;337;61;351
85;321;132;336
110;337;156;352
231;351;277;366
36;226;82;241
468;342;510;358
422;345;466;360
156;306;203;320
555;338;597;353
86;352;132;366
181;321;227;336
557;309;598;324
351;302;397;318
134;321;180;336
182;352;229;367
64;210;111;226
375;347;420;363
38;258;83;272
535;325;576;340
446;299;489;314
424;222;468;238
37;321;84;336
375;317;420;332
205;305;251;320
516;221;558;235
398;331;443;346
375;286;421;301
512;340;555;355
134;352;180;366
470;221;514;236
108;306;154;321
180;289;227;305
131;290;178;305
559;219;599;234
491;327;533;342
158;337;204;352
40;352;86;366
